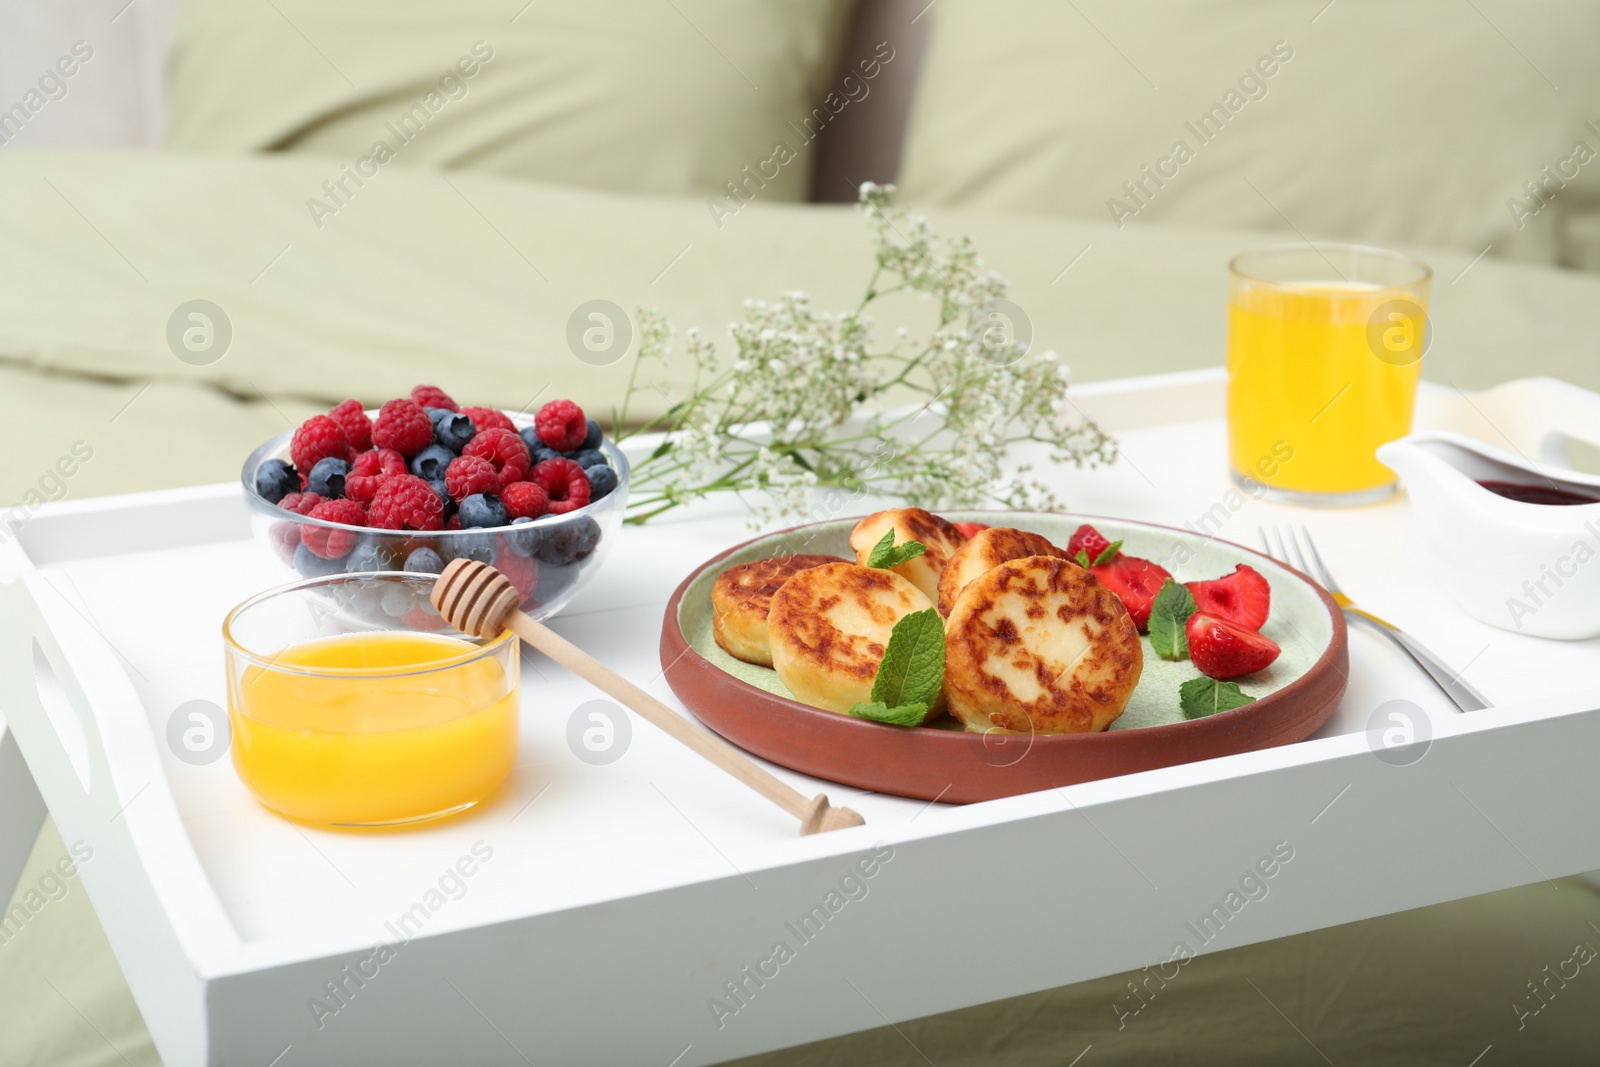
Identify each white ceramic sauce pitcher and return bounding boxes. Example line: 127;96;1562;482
1377;378;1600;640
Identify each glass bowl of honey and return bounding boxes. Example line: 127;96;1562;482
223;572;519;827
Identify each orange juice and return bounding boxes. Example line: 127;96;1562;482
1226;247;1429;504
228;632;518;825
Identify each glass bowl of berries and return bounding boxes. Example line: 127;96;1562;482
241;387;630;621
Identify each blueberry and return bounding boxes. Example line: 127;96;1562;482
522;431;560;466
255;458;299;504
345;578;389;617
536;523;584;566
431;411;475;453
344;538;398;573
534;562;578;603
403;546;445;574
410;444;455;482
381;583;417;617
571;516;602;558
452;532;498;564
582;418;604;450
521;431;560;463
307;457;349;499
568;449;607;470
293;542;345;578
317;578;377;618
505;516;544;557
585;464;618;500
427;479;457;520
459;493;507;529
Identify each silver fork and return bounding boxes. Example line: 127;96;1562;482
1260;526;1491;712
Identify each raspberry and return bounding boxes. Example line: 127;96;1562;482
371;399;434;457
445;513;463;530
278;491;324;516
534;399;587;451
460;406;516;435
501;480;548;520
531;457;592;514
495;549;538;602
302;499;367;559
462;428;530;490
444;456;498;502
548;485;590;515
345;447;408;505
329;399;373;452
269;521;300;563
290;415;351;474
401;604;446;632
410;384;458;412
367;475;445;531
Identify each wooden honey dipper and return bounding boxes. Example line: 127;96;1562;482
431;559;866;835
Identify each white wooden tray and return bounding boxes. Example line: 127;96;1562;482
3;369;1599;1067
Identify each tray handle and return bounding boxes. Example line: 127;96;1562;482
2;575;246;999
3;576;146;822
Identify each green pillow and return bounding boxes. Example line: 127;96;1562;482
165;0;852;202
900;0;1600;271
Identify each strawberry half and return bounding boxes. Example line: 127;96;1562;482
1089;555;1171;631
1185;564;1271;631
951;521;989;540
1186;613;1281;679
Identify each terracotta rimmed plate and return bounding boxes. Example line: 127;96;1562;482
660;513;1348;803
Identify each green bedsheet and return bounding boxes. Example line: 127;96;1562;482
4;151;1600;508
5;152;1600;1065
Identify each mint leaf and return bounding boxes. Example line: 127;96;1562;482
1092;540;1123;566
870;608;945;709
1148;579;1198;661
1074;541;1122;568
849;700;932;727
848;609;946;729
866;529;927;570
1179;677;1256;720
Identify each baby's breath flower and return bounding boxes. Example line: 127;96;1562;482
615;187;1114;525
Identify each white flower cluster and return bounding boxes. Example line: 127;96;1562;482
619;185;1115;525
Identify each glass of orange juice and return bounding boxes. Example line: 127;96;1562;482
223;573;519;827
1227;244;1431;506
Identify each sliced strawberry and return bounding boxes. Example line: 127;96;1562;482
1185;564;1271;632
1067;523;1112;561
951;521;989;540
1089;555;1171;631
1186;613;1281;679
